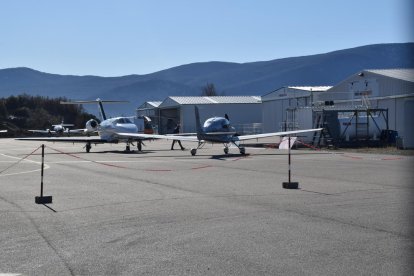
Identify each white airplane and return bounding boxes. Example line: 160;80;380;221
16;99;153;152
0;129;7;133
117;106;322;156
28;121;83;136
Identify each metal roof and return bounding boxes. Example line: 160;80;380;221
365;68;414;83
146;101;162;107
287;86;332;92
137;101;162;110
261;86;332;100
166;96;262;105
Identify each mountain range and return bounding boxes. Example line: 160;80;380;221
1;43;413;116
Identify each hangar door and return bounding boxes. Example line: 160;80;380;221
159;108;180;134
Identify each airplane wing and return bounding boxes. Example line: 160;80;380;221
116;133;200;142
67;128;93;134
53;124;74;127
16;136;107;143
28;130;56;134
235;128;323;141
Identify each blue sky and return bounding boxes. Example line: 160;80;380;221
1;0;412;76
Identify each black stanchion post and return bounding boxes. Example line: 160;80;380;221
35;144;53;204
282;135;299;189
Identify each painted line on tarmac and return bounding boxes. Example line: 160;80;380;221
0;153;50;177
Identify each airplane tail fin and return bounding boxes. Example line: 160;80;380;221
60;98;128;122
97;99;107;121
195;106;204;138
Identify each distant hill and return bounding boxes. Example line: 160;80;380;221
1;43;413;116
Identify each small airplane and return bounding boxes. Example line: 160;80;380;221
28;121;84;136
117;106;322;156
0;129;7;133
16;99;153;152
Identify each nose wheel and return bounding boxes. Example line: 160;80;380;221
190;142;204;156
224;147;229;154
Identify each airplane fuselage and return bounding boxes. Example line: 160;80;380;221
98;117;138;141
198;116;237;143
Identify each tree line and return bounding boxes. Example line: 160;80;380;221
0;94;97;136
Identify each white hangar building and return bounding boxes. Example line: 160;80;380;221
261;86;332;133
318;69;414;148
137;96;262;134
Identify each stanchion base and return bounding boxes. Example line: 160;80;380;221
282;182;299;189
35;196;53;204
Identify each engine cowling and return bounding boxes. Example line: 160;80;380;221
86;119;99;132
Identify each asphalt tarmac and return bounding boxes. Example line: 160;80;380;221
0;138;413;275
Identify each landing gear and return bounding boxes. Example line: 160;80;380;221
137;141;142;151
190;142;204;156
125;144;131;152
223;142;246;155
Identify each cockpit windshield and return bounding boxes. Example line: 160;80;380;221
115;118;133;124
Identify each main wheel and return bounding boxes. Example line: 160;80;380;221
191;148;197;156
86;144;91;153
224;147;229;154
137;141;142;151
240;147;246;155
126;145;130;152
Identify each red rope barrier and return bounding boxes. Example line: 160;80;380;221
0;145;42;175
295;139;321;151
46;145;127;169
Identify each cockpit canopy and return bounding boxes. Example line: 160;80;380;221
113;117;133;124
203;117;232;132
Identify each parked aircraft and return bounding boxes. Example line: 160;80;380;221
117;106;322;156
28;121;84;136
16;99;153;152
0;130;7;133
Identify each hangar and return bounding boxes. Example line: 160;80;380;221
261;86;332;132
137;96;262;134
260;69;414;148
318;69;414;148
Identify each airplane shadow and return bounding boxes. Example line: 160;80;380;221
209;153;250;160
29;150;154;155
